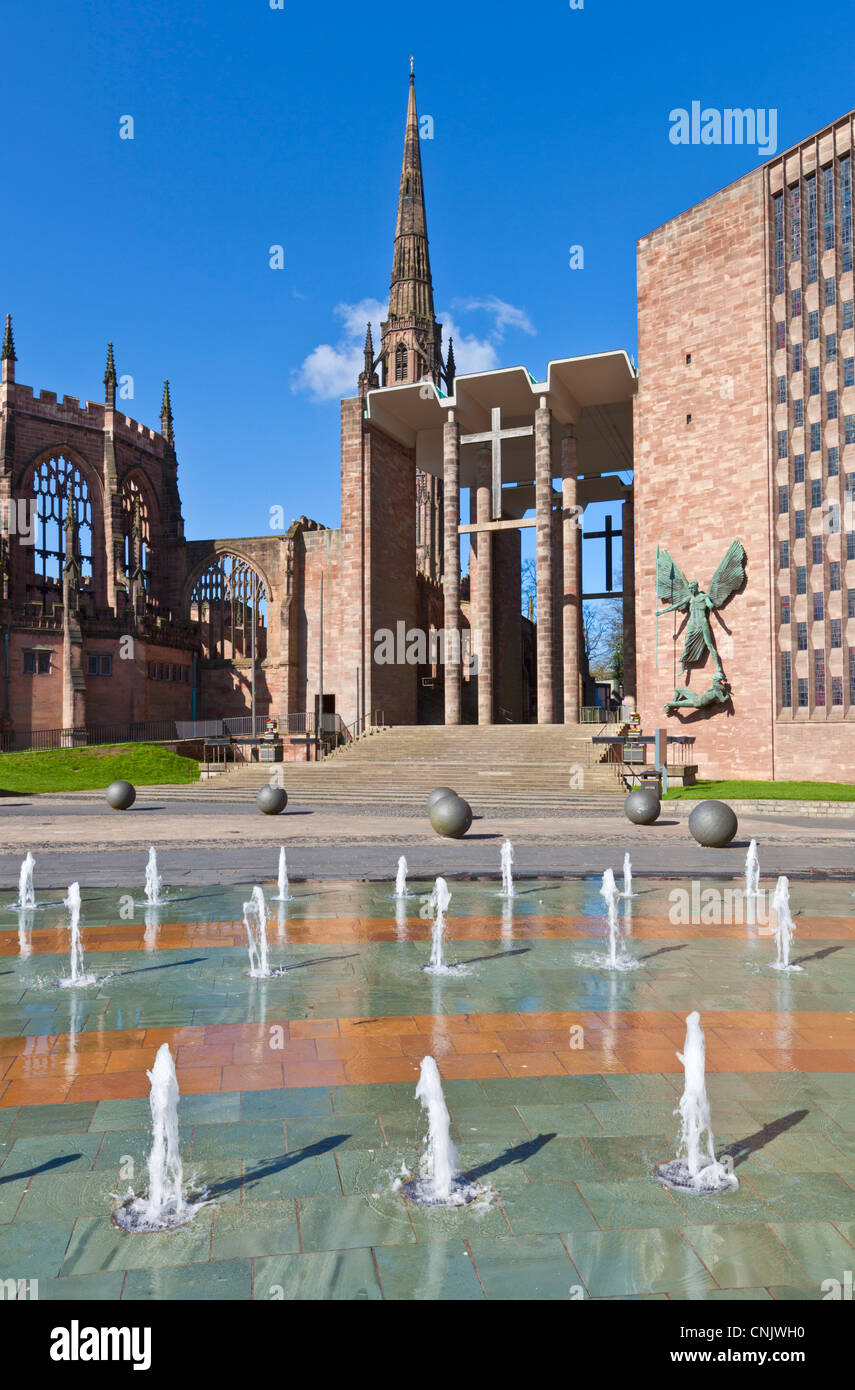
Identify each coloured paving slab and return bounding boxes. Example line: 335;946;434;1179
2;869;855;1300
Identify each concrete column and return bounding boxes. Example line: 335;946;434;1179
443;416;461;724
552;503;563;719
535;401;555;723
622;494;636;707
561;433;580;722
475;443;493;724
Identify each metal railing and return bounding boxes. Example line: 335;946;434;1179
579;705;631;725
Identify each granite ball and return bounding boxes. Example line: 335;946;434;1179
688;799;738;848
429;792;472;839
257;784;288;815
106;780;136;811
624;787;660;825
427;786;457;811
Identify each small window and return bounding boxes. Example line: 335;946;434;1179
825;277;836;306
794;454;805;482
793;343;803;372
809;311;819;340
795;509;805;538
794;399;804;427
23;649;51;676
685;353;692;364
809;366;820;396
813;592;824;622
826;334;837;363
831;618;842;648
827;390;838;421
830;561;841;591
778;485;789;514
811;422;821;452
828;447;839;476
844;358;854;388
812;535;823;565
811;479;822;508
86;653;113;677
792;289;802;318
798;677;809;707
797;621;808;651
780;595;791;624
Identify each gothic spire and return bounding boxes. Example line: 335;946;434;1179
161;379;174;445
358;323;379;397
104;341;117;408
1;314;16;383
444;336;456;390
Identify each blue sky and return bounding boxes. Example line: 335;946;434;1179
4;0;854;595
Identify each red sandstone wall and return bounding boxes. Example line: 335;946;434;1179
635;171;778;779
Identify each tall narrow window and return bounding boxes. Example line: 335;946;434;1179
814;651;826;706
841;155;852;273
781;651;792;707
774;192;785;294
790;183;801;260
823;165;835;251
394;343;408;382
806;173;818;283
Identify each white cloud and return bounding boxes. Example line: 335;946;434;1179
291;297;386;402
293;293;536;400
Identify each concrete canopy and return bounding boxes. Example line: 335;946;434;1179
362;350;636;495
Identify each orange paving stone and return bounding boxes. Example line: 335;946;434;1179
4;913;853;955
2;1009;855;1106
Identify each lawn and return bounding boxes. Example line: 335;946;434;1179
0;743;200;794
664;778;855;801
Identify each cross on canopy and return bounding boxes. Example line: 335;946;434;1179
461;407;534;520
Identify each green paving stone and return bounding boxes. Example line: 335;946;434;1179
94;1130;167;1171
242;1151;342;1199
254;1248;382;1300
742;1172;855;1221
447;1105;529;1143
378;1110;457;1145
669;1286;773;1300
767;1284;830;1300
540;1074;619;1104
681;1223;809;1289
805;1074;855;1098
0;1132;103;1177
189;1120;286;1160
240;1087;332;1120
407;1192;509;1243
584;1102;687;1138
211;1201;300;1260
665;1181;772;1226
0;1219;75;1278
582;1135;674;1180
8;1103;97;1138
0;1173;30;1223
476;1077;554;1106
577;1177;687;1229
90;1099;153;1133
15;1171;122;1223
768;1220;855;1283
175;1092;242;1125
468;1234;582;1300
123;1258;252;1300
499;1179;599;1235
515;1103;603;1138
374;1241;484;1299
297;1193;416;1251
455;1141;536;1192
285;1115;384;1150
518;1136;605;1182
599;1074;682;1102
336;1147;415;1195
61;1214;214;1274
563;1227;717;1297
37;1271;127;1300
750;1132;855;1173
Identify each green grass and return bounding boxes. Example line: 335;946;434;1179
0;743;200;794
664;778;855;802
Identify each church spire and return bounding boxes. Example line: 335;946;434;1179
379;65;442;387
160;379;174;445
104;341;117;408
358;323;379;397
2;314;16;384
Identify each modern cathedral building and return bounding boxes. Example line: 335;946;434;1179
0;76;853;780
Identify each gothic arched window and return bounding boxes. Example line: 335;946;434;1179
189;553;268;663
30;456;93;590
120;475;152;591
395;342;408;382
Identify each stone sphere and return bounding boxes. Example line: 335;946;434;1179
688;799;738;848
429;792;472;839
106;780;136;811
624;787;660;825
427;786;457;811
257;784;288;815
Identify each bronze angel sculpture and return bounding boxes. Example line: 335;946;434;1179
656;539;746;713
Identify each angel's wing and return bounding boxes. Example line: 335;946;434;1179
656;547;692;609
707;539;746;609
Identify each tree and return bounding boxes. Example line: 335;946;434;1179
583;599;623;682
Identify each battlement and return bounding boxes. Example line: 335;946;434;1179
4;383;166;453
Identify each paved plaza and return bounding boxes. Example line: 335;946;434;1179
1;794;854;1300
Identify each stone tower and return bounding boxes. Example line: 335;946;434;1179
378;65;453;582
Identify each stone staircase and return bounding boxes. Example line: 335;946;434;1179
199;724;624;809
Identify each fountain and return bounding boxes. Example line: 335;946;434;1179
423;877;455;974
655;1011;738;1193
621;851;633;899
404;1056;478;1206
745;839;760;898
770;876;804;973
394;855;410;900
144;846;163;906
17;852;36;910
58;883;96;988
113;1044;201;1231
595;867;639;971
275;846;293;902
243;886;284;978
499;839;514;898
